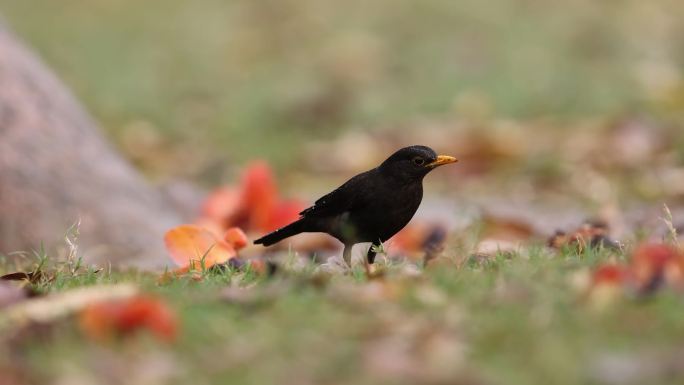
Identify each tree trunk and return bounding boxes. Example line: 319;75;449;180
0;21;182;268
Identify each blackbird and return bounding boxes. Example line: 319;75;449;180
253;145;457;265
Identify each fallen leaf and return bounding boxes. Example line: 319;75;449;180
79;295;177;342
240;161;278;232
193;217;227;240
266;199;306;232
200;187;241;226
223;227;249;250
630;243;682;293
583;242;684;304
195;162;307;245
548;221;622;252
164;224;238;270
592;264;631;287
0;271;45;284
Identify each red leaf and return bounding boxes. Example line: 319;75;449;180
631;243;681;290
632;244;678;270
79;295;177;342
266;199;306;232
592;264;631;286
200;187;241;224
240;161;278;232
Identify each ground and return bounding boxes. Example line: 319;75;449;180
2;237;684;385
1;1;684;384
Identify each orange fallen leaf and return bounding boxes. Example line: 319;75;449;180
194;217;229;239
79;295;177;343
224;227;249;249
164;224;237;271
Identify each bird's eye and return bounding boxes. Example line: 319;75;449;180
412;157;425;166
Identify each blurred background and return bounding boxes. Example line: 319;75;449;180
1;0;682;171
1;0;684;251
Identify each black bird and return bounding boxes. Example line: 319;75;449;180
253;145;458;265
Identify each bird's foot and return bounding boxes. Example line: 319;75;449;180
319;255;352;274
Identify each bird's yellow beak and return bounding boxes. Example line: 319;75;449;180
426;155;458;168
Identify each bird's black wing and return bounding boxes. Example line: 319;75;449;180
299;170;374;218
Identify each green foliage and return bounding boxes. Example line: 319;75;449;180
3;246;684;385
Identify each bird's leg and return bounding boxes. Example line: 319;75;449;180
366;242;380;264
342;244;353;267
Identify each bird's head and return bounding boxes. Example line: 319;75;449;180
379;145;458;180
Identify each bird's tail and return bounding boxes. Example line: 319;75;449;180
253;219;305;246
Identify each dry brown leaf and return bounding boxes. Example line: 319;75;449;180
0;271;49;285
548;222;622;252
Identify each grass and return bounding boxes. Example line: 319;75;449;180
3;243;684;385
0;1;683;383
